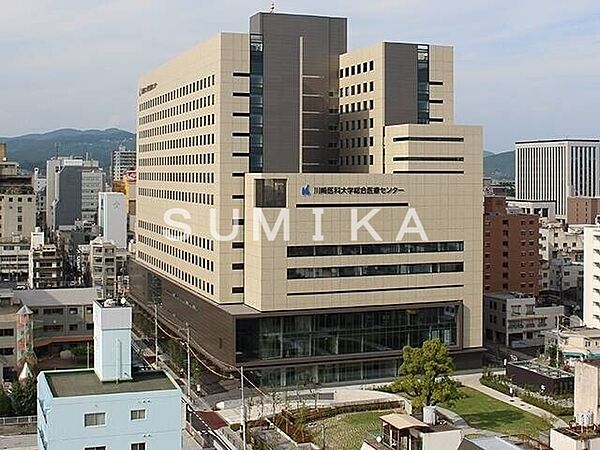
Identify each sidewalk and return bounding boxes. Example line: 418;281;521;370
454;373;568;428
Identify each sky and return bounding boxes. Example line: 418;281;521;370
1;0;599;152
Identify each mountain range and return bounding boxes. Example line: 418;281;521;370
0;128;135;172
0;128;515;179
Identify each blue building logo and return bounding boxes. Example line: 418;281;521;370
301;185;311;196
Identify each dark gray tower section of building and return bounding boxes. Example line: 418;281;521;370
249;12;347;173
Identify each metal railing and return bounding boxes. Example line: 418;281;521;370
0;415;37;426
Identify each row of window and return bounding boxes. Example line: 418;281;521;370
139;94;215;126
138;219;214;251
288;241;464;258
139;234;214;272
339;60;375;78
0;328;14;337
339;154;374;166
138;171;215;184
341;118;374;131
0;196;33;202
339;99;374;114
139;133;215;153
139;73;215;112
138;250;214;296
139;113;215;139
287;262;464;280
339;81;375;97
340;136;374;149
86;445;144;450
43;323;93;332
139;152;215;167
138;187;215;206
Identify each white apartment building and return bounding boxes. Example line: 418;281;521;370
111;145;137;181
37;298;182;450
132;12;483;385
584;225;600;328
88;237;127;298
515;139;600;218
98;192;127;248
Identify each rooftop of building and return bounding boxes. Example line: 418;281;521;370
516;138;600;145
467;436;523;449
484;292;535;301
15;287;97;307
553;425;600;441
509;360;573;380
551;326;600;338
43;368;178;398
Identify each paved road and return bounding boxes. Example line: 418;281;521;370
0;434;36;450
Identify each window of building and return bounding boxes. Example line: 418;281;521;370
130;409;146;421
84;412;106;427
86;323;94;331
131;444;146;450
69;307;78;315
255;179;287;208
69;324;78;331
85;447;106;450
0;328;14;337
0;348;14;356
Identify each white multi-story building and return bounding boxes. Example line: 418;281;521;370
98;192;127;248
37;298;182;450
584;225;600;328
515;139;600;218
87;237;127;298
111;145;137;182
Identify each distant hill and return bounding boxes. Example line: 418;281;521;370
0;128;135;173
483;150;494;158
484;150;514;180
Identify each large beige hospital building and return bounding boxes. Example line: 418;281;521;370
130;12;483;386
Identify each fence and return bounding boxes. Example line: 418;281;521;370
0;415;37;426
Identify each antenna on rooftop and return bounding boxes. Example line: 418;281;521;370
270;1;275;13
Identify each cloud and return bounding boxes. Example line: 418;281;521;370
0;0;599;151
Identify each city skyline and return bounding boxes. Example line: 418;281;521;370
2;0;600;152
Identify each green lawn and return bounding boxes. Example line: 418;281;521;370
311;409;395;450
444;387;552;436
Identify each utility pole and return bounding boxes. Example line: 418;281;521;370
186;323;191;399
154;303;158;368
241;366;247;450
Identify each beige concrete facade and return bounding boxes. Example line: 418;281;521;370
134;13;483;380
137;32;249;305
338;43;454;173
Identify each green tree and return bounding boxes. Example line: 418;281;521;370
0;387;14;417
10;377;36;416
390;339;463;408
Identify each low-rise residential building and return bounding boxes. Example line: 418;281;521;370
0;236;30;282
37;298;182;450
0;288;96;380
544;326;600;362
28;244;63;289
540;223;585;308
484;292;564;349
